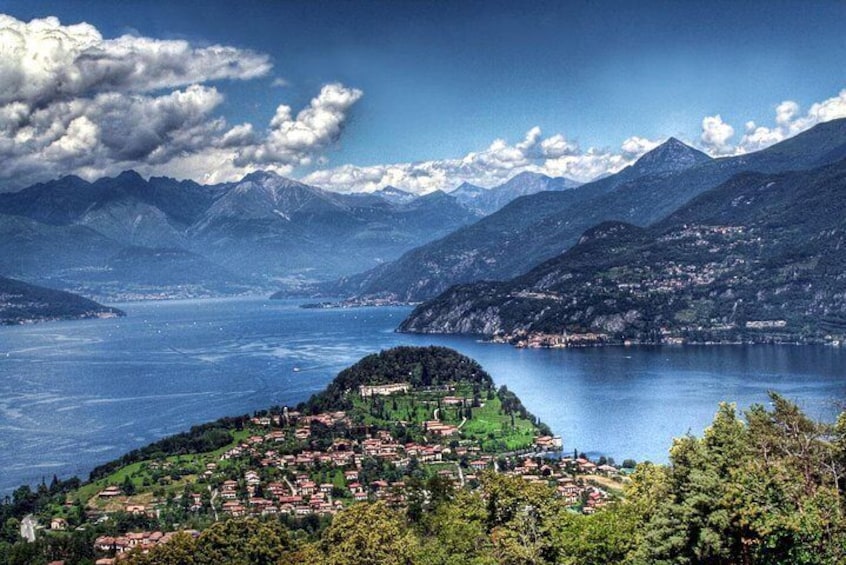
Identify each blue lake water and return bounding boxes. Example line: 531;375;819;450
1;296;845;495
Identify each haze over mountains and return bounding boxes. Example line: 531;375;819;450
0;167;577;301
449;172;581;216
329;119;846;303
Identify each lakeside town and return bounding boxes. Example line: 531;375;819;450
18;354;632;564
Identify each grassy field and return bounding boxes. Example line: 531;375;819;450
457;396;537;452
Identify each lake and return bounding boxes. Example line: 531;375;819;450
1;296;844;494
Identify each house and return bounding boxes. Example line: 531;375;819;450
523;458;539;472
222;501;246;517
534;435;563;450
577;458;597;473
359;383;411;397
469;459;489;471
50;517;68;530
442;396;465;405
97;486;122;498
597;464;619;477
220;479;238;499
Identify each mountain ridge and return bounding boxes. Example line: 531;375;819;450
0;170;491;298
399;155;846;344
327;119;846;303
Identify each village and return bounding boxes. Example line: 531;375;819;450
78;381;627;563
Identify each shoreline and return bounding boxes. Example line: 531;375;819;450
399;329;843;349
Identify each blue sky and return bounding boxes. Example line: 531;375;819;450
1;0;845;191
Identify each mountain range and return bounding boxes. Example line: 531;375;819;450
0;170;557;299
399;153;846;345
0;167;583;300
328;120;846;303
449;172;581;216
4;118;846;312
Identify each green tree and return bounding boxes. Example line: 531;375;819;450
320;501;418;565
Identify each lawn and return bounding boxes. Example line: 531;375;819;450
351;387;538;453
458;396;537;452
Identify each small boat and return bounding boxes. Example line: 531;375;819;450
292;367;301;372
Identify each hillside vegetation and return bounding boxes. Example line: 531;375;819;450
0;276;123;324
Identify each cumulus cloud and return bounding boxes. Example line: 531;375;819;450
305;84;846;194
238;83;363;166
621;136;661;157
303;128;648;193
0;14;361;188
700;114;736;155
0;14;270;106
732;89;846;154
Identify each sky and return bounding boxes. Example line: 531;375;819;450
0;0;845;192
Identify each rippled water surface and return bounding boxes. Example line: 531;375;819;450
1;297;844;494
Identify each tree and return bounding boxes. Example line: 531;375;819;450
320;502;418;565
416;490;496;565
1;518;20;544
122;474;136;496
633;397;846;565
482;473;565;564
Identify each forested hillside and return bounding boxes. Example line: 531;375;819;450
0;276;123;324
400;156;846;345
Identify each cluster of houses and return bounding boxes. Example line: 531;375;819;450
214;426;453;519
511;331;610;348
88;398;625;561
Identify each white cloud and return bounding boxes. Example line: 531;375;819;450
715;89;846;156
621;136;661;157
0;14;270;106
0;14;362;188
700;114;736;155
238;83;363;166
303;128;643;193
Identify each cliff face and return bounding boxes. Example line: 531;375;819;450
400;293;508;335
